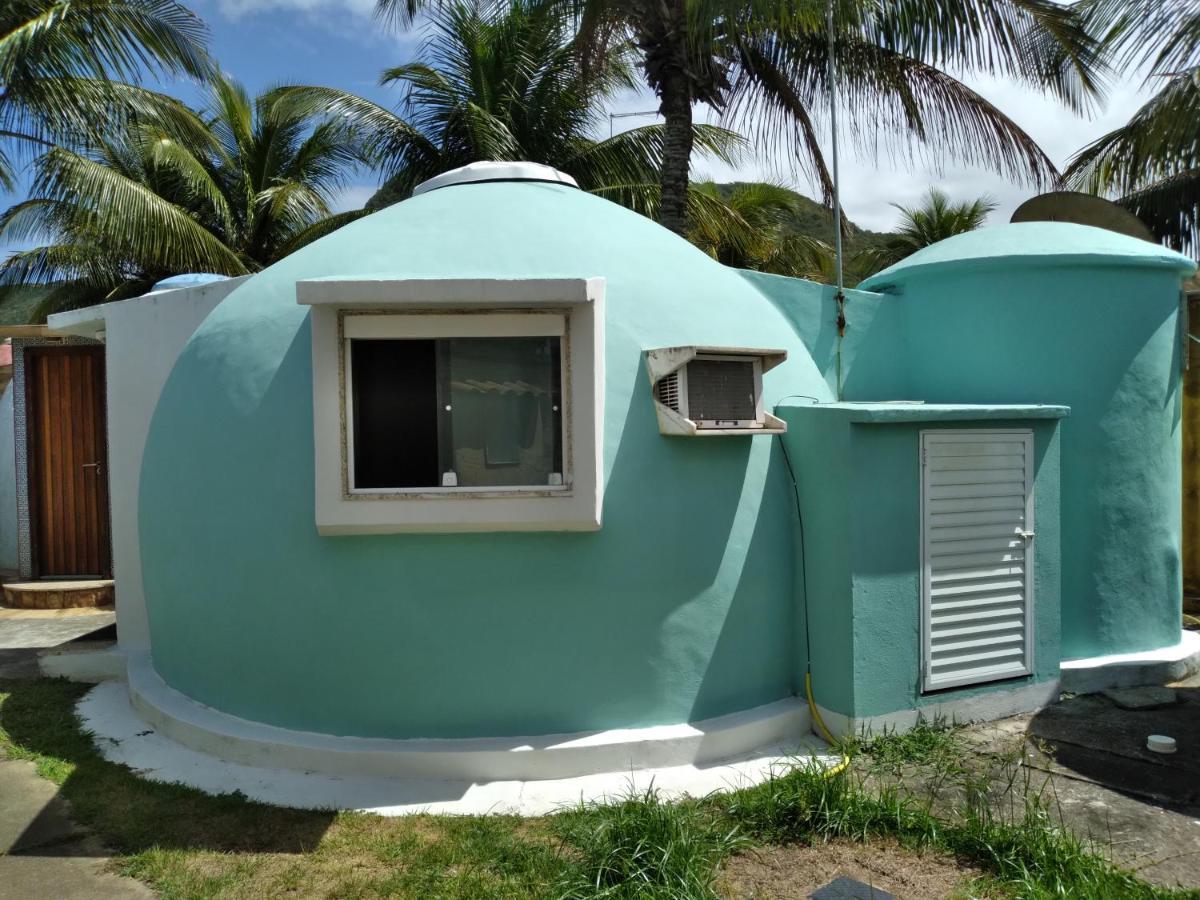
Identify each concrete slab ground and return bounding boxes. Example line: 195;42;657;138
952;673;1200;890
0;606;147;898
0;607;116;649
0;607;114;680
0;756;152;899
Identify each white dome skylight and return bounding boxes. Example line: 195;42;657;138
412;161;580;196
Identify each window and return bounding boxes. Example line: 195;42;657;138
299;278;604;534
348;336;564;491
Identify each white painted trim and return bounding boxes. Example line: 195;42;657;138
297;277;599;308
343;312;564;339
816;678;1061;738
1060;630;1200;693
124;654;810;782
305;278;604;534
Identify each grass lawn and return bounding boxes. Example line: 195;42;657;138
2;677;1196;899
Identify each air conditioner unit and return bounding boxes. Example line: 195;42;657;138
646;346;787;436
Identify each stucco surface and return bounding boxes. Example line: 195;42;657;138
139;183;830;740
873;263;1185;659
860;222;1196;290
778;407;1062;720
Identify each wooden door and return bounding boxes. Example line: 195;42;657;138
26;346;111;578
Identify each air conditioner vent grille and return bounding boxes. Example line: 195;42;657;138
687;359;756;422
656;372;681;412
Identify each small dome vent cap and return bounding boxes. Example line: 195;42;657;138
413;161;580;196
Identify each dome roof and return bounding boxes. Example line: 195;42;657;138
859;222;1196;291
137;179;826;740
413;160;580;195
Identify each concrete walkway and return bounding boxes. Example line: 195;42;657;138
0;605;149;898
0;758;152;899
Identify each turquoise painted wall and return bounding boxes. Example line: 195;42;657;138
862;243;1190;659
738;271;899;398
778;405;1063;719
139;183;829;740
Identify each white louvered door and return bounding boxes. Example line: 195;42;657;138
920;430;1034;692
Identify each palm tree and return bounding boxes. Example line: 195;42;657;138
278;0;742;210
378;0;1105;235
856;188;997;274
1065;0;1200;255
0;74;366;313
687;181;832;278
0;0;212;188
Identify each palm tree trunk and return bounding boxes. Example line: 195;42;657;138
658;67;693;236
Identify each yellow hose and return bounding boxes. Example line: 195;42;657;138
805;671;850;777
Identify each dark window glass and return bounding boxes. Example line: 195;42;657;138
351;339;439;489
350;337;563;490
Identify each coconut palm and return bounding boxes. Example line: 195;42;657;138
277;0;742;210
1065;0;1200;255
378;0;1106;235
0;0;212;188
0;74;366;313
856;188;997;274
687;181;832;278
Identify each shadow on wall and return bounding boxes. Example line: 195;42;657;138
688;435;799;721
740;270;906;400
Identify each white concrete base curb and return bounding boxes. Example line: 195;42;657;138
124;653;813;782
1060;630;1200;693
38;645;126;682
79;682;829;816
815;679;1062;737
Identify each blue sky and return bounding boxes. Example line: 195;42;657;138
1;0;1159;247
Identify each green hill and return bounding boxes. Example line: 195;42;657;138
714;181;890;253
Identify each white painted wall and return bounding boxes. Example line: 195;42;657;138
49;277;247;649
0;381;17;573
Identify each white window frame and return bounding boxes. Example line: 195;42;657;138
343;312;568;496
299;278;604;535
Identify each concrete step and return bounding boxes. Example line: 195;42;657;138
2;580;113;610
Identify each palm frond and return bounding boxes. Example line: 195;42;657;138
1119;168;1200;256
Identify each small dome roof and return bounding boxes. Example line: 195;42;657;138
150;272;229;292
413;161;580;196
859;222;1196;291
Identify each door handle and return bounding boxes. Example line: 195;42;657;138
82;462;103;475
1018;530;1035;541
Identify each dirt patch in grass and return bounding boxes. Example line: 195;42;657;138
716;837;986;899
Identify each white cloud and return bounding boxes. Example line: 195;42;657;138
607;72;1158;233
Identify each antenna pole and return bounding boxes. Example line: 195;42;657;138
826;0;847;399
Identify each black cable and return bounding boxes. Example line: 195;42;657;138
775;433;813;677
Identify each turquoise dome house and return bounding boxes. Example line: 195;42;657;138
104;162;1197;808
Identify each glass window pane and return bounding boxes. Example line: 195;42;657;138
350;339;439;489
442;337;562;487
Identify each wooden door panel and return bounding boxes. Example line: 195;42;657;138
26;346;110;578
